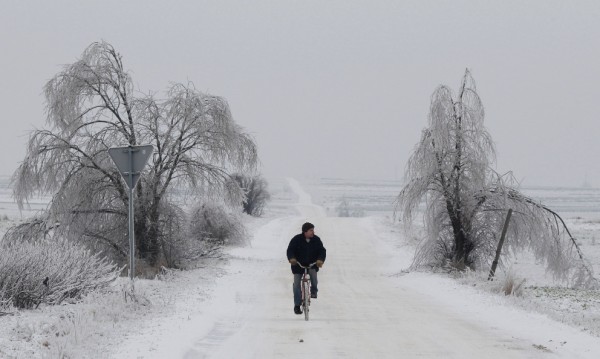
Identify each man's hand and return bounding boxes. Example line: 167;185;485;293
289;258;298;265
316;260;324;268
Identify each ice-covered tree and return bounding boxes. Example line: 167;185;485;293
10;41;257;268
230;173;271;216
396;69;596;288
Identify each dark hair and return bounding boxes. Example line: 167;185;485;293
302;222;314;233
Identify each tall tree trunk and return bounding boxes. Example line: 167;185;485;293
444;191;473;268
450;217;474;268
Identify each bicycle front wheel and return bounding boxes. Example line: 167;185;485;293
303;280;310;321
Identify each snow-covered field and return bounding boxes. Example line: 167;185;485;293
1;176;600;358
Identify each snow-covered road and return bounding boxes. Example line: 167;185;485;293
115;179;600;359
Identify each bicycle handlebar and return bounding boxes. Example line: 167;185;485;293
297;262;317;269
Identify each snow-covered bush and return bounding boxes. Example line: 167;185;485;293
230;174;271;216
0;239;121;309
501;269;526;296
152;201;189;269
140;199;249;269
189;201;247;249
336;197;364;217
336;197;351;217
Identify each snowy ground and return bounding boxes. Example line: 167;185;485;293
1;177;600;358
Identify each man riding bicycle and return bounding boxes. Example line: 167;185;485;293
286;222;326;315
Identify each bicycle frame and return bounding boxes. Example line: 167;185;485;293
297;262;316;321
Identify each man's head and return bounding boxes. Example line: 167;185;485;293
302;222;315;238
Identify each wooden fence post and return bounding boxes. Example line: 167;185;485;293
488;208;513;281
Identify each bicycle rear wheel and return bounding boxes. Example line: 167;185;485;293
303;279;310;321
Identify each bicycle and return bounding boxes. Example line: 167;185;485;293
297;262;316;321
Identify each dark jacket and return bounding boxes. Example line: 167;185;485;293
286;234;326;274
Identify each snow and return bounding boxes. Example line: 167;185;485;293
1;177;600;358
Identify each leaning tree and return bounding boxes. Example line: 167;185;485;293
396;69;596;288
9;41;257;268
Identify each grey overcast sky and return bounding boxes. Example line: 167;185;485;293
1;0;599;187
